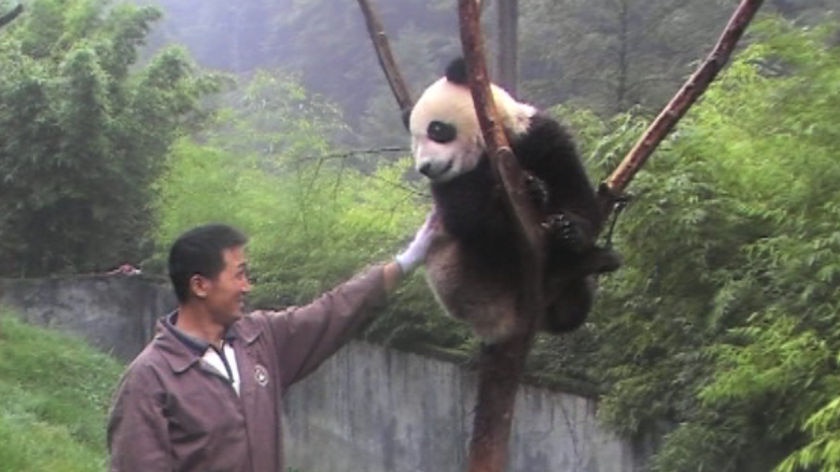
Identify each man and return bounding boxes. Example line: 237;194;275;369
107;215;436;471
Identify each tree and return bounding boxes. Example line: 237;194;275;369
576;18;840;470
519;0;737;113
0;0;220;276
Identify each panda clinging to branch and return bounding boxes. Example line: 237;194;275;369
405;58;621;342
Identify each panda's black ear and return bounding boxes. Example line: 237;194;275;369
445;57;468;85
401;106;413;131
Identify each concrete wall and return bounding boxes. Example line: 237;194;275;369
0;274;174;362
0;275;640;471
284;341;637;472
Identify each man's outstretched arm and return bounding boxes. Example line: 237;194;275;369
262;211;438;387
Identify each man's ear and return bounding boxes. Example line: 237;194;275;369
401;106;413;131
189;274;210;299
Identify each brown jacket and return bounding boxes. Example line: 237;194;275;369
107;265;386;472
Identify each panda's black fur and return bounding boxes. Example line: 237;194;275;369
410;58;620;340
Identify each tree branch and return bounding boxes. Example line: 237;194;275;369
356;1;765;471
355;0;413;111
601;0;765;201
0;4;23;30
458;1;545;471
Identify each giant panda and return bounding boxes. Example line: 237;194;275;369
406;58;620;342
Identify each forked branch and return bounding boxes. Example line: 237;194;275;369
356;1;765;471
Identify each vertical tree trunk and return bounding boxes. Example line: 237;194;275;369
458;1;545;471
496;0;518;95
615;0;630;113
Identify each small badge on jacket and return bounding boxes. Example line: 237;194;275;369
254;364;269;387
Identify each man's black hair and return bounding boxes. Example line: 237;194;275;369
168;224;249;303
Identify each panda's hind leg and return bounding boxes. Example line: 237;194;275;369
541;247;621;333
542;276;596;333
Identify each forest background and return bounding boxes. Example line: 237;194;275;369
1;0;840;470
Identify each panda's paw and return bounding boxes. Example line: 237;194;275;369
590;247;622;274
542;213;586;253
525;174;550;209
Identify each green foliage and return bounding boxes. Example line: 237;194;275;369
202;69;346;159
568;18;840;470
0;312;123;471
0;0;220;277
151;72;470;349
778;373;840;472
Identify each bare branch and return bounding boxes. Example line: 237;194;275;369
602;0;765;199
458;1;545;471
0;4;23;30
356;0;413;111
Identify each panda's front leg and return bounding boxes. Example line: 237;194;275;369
523;174;596;254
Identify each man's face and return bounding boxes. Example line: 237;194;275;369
202;246;252;326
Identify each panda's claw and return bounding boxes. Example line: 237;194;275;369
525;174;550;209
543;213;586;252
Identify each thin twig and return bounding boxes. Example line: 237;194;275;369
287;146;409;165
0;4;23;29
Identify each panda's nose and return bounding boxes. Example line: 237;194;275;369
418;162;433;176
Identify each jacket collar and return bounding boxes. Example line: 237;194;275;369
154;311;260;374
154;319;200;374
163;312;238;354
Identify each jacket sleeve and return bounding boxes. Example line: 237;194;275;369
261;264;388;388
107;362;173;472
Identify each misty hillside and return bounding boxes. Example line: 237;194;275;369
135;0;836;140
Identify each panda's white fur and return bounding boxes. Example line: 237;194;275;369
409;77;535;183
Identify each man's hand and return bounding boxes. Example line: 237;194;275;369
384;211;439;292
395;211;439;274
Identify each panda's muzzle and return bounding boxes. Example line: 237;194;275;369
418;160;453;180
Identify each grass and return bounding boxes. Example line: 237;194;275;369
0;311;124;472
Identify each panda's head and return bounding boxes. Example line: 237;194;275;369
406;58;536;183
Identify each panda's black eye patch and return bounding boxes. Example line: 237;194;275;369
427;121;457;144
